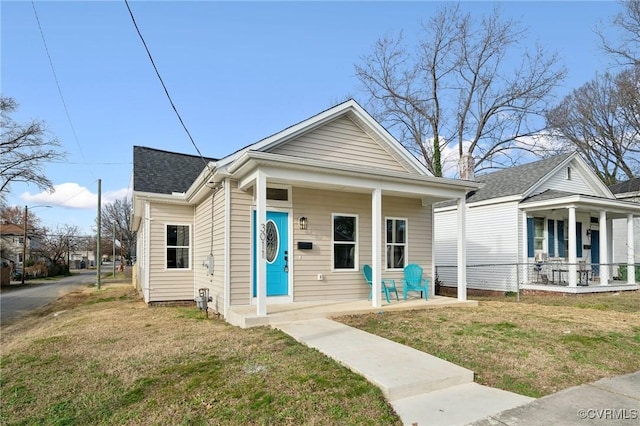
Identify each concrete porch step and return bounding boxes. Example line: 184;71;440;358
274;318;474;401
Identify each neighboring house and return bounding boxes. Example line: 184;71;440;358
132;100;480;325
0;223;40;267
609;178;640;268
434;153;640;294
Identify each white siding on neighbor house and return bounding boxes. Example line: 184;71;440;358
435;201;520;291
194;186;226;313
534;161;598;196
292;188;432;302
147;203;195;302
269;116;413;173
228;180;254;306
612;218;640;263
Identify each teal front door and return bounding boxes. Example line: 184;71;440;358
253;211;289;297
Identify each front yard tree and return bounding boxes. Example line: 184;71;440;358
355;3;566;176
0;96;65;202
100;197;135;261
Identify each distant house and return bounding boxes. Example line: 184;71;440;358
131;100;480;326
434;153;640;294
0;222;40;267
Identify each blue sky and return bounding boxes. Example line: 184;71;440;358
1;1;624;235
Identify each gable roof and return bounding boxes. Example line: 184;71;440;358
214;99;430;176
467;153;573;203
133;146;217;195
0;223;28;235
609;177;640;194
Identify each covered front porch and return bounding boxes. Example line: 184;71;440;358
521;191;640;290
226;294;478;328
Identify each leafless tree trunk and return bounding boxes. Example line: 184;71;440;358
355;3;566;177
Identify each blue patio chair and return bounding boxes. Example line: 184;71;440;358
402;264;429;301
362;264;399;303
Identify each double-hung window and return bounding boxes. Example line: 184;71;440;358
333;214;357;270
166;224;190;269
533;218;545;251
386;218;407;269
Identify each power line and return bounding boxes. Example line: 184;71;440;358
124;0;211;172
31;1;97;180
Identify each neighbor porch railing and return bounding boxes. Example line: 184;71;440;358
435;262;637;293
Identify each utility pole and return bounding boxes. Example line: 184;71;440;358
112;222;116;277
97;179;102;289
21;205;27;285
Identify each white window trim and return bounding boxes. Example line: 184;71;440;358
165;223;192;270
331;213;359;272
385;216;408;270
253;183;292;208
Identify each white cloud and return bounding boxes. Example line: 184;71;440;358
21;183;131;209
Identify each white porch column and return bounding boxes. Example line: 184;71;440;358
599;211;609;285
256;170;267;316
568;207;577;287
457;195;467;301
521;211;529;284
627;214;636;285
371;188;382;308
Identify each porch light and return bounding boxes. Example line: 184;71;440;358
299;216;308;230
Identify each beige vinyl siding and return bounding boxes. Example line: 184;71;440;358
292;188;431;302
270;116;412;173
194;186;226;313
148;203;195;302
228;180;253;306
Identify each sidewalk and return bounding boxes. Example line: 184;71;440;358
470;371;640;426
274;318;534;425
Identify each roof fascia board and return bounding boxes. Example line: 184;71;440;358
520;194;640;214
231;151;481;192
235;159;472;201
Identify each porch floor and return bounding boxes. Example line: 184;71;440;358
521;280;639;294
226;295;478;328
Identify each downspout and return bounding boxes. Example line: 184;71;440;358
144;200;151;302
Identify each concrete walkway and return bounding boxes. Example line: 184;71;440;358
274;318;534;425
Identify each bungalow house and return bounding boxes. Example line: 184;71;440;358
131;100;480;325
434;153;640;294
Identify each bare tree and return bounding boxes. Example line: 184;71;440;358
0;97;66;202
355;3;566;176
598;0;640;66
0;204;41;228
100;197;135;261
546;68;640;185
36;224;79;270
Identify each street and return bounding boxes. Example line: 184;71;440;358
0;269;98;325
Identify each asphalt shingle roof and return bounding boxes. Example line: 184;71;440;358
609;177;640;194
133;146;217;195
436;153;573;207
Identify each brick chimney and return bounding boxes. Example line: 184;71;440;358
459;153;475;181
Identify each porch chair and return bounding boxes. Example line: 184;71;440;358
362;264;399;304
402;264;429;301
577;260;590;286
